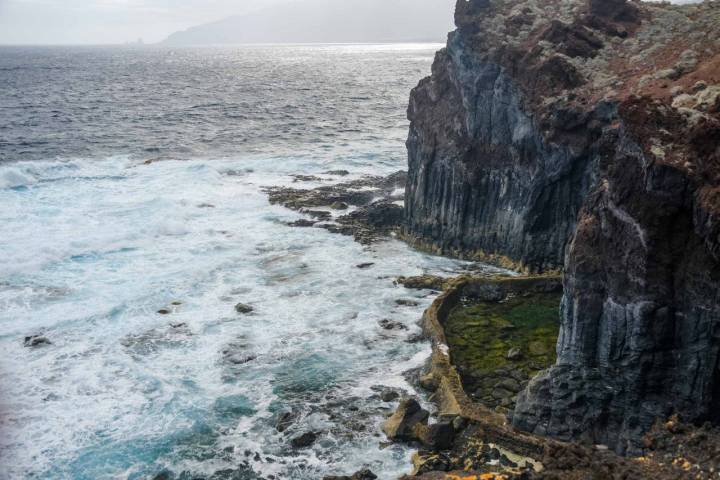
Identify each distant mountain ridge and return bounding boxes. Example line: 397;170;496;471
162;0;455;45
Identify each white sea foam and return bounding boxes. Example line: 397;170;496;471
0;167;36;189
0;157;493;479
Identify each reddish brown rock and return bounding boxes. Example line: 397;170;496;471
405;0;720;454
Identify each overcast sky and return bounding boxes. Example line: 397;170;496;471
0;0;294;45
0;0;703;46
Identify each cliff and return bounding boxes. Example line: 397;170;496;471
405;0;720;454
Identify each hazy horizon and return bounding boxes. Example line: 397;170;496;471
0;0;455;46
0;0;703;46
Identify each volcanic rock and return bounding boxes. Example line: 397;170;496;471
24;335;51;348
234;303;254;314
290;431;317;448
382;398;430;441
405;0;720;454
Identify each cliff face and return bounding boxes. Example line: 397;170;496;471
406;0;720;453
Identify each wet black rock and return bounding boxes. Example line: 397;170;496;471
323;469;377;480
266;171;407;245
289;219;316;227
24;335;51;348
381;389;400;402
395;299;420;307
234;303;254;314
152;470;174;480
275;410;297;432
356;263;375;269
290;431;318;448
292;174;323;182
419;421;456;450
396;275;448;291
301;209;332;221
157;309;171;315
418;373;439;392
378;319;408;331
408;0;720;455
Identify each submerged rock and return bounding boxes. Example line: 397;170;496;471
324;170;350;176
290;431;318;448
380;388;400;402
378;319;408;331
406;0;720;452
24;335;51;348
234;303;254;314
265;171;407;244
396;275;448;291
275;410;297;433
395;299;420;307
323;469;377;480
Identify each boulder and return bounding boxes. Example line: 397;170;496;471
418;421;456;450
418;373;439;392
275;410;297;432
323;469;377;480
382;398;429;441
290;431;317;448
234;303;254;314
24;335;51;348
411;451;452;475
380;389;400;402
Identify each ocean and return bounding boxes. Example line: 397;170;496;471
0;44;492;480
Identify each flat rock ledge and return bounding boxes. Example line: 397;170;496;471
398;275;720;479
264;171;406;245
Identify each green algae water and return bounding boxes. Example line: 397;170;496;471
444;293;561;406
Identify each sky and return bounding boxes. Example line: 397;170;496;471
0;0;292;45
0;0;703;46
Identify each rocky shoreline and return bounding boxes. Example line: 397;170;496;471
402;0;720;465
264;171;407;245
265;165;720;479
395;276;720;479
263;0;720;476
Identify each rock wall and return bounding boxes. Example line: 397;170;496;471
406;0;720;453
405;33;599;272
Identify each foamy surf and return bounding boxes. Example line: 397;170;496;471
0;156;487;479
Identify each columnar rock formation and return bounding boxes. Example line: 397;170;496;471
405;0;720;453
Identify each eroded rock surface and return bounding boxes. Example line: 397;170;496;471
266;171;406;244
407;0;720;454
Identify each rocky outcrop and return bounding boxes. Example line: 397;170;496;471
407;0;720;454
